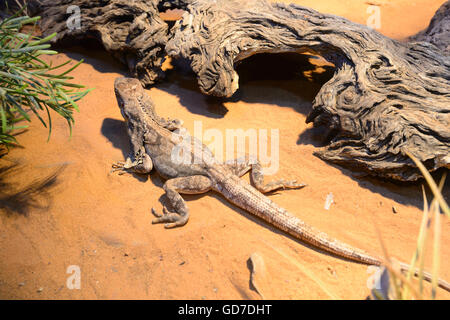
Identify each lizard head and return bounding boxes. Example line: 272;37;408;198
114;77;150;123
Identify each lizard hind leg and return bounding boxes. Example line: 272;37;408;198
227;157;306;193
250;161;306;193
151;175;212;229
225;156;255;177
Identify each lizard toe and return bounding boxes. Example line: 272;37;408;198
286;181;307;189
164;216;189;229
162;206;176;216
151;207;163;218
152;212;180;224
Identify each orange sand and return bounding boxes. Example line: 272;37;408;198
0;0;448;299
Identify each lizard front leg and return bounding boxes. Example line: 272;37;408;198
157;117;184;131
151;175;212;229
112;146;153;175
112;125;154;175
226;157;306;193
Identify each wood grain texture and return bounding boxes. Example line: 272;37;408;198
28;0;449;181
29;0;170;86
410;0;450;53
158;0;192;11
166;0;450;181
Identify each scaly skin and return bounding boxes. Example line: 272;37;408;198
111;77;450;292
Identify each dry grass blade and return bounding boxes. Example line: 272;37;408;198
376;154;449;300
430;175;446;299
262;241;341;300
431;200;441;299
403;185;429;300
371;216;422;299
405;151;449;217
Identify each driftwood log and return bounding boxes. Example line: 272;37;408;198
166;0;450;181
410;1;450;54
29;0;169;86
158;0;192;12
28;0;449;181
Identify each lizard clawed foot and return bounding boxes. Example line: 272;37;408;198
258;179;307;193
279;179;307;189
165;118;184;131
111;151;153;175
151;207;189;229
111;161;131;175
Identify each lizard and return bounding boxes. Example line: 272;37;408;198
111;77;450;292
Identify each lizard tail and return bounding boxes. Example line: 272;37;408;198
218;176;450;293
219;176;382;265
399;262;450;293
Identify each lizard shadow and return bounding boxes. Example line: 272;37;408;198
101;118;130;160
101;118;149;183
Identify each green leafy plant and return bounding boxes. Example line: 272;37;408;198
0;8;91;148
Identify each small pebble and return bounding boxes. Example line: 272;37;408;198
324;192;334;210
392;206;398;214
37;287;43;293
327;266;337;277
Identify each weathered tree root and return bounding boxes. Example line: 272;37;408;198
166;0;450;181
27;0;450;181
29;0;170;86
409;0;450;54
158;0;192;12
